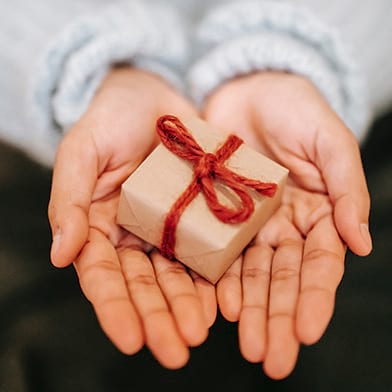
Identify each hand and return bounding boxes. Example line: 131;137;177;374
48;67;217;369
203;71;372;378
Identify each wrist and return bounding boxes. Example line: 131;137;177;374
205;70;321;113
98;66;173;96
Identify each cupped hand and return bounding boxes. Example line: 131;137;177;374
48;67;216;369
203;71;372;379
204;71;372;257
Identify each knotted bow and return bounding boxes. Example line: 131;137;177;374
156;114;278;260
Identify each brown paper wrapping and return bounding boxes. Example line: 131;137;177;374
117;117;288;284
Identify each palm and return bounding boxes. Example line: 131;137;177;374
206;72;356;193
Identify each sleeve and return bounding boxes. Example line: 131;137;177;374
186;0;392;142
0;0;188;166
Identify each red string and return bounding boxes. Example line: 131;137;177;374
156;114;278;260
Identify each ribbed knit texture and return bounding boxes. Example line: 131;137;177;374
0;0;187;166
294;0;392;117
0;0;391;166
186;1;381;140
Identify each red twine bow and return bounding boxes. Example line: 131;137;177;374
156;114;278;260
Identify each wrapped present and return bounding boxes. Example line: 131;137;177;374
117;115;288;284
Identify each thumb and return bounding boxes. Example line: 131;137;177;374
317;125;372;256
48;128;97;267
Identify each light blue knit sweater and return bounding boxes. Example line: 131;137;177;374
1;0;391;166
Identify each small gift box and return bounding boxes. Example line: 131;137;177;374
117;115;288;284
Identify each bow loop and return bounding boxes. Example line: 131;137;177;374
156;114;204;162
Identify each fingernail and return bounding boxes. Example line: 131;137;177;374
359;223;372;253
51;231;62;264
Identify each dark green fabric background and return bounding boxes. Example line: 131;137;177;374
1;112;391;391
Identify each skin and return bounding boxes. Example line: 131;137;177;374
204;71;372;378
48;67;372;379
48;67;216;369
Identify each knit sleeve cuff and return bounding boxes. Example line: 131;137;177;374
32;1;187;135
187;1;371;141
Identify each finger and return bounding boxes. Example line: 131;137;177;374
119;249;189;369
296;214;345;345
151;251;209;347
263;239;302;380
48;128;97;267
189;270;218;328
74;229;144;355
238;243;273;363
216;256;243;322
317;126;372;256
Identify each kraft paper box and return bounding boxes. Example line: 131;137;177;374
117;116;288;284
